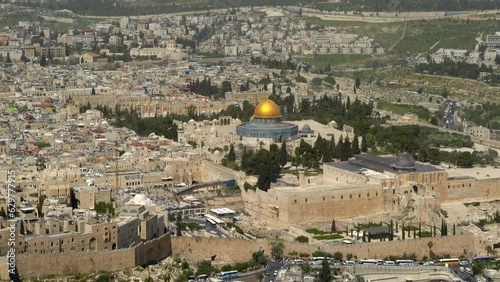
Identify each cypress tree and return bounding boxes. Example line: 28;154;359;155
402;223;405;240
279;141;287;168
361;134;368;152
351;134;361;156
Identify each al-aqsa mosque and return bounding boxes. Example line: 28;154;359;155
236;99;298;145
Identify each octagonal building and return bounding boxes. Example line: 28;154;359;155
236;99;298;145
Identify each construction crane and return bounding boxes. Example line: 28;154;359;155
114;141;119;196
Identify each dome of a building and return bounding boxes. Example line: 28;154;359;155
302;124;311;131
394;152;416;170
253;99;281;118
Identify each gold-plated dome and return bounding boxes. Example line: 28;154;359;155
253;99;281;118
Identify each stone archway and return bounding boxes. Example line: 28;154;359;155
89;237;97;250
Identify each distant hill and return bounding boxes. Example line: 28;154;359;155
33;0;500;17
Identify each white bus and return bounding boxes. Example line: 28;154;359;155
312;257;331;264
396;260;414;266
359;259;378;265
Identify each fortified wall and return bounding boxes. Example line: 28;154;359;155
445;177;500;202
242;184;388;228
172;235;475;265
0;233;172;280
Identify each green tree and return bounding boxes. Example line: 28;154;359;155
331;219;336;233
5;52;11;64
279;141;287;168
91;87;96;95
271;240;284;259
0;207;6;218
227;144;236;162
333;251;343;261
361;134;368;152
355;77;361;89
40;54;47;67
295;235;309;243
176;212;183;236
318;258;332;282
351;134;361;155
20;220;25;235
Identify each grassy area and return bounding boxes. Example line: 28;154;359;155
402;225;419;231
418;231;432;238
306;17;500;57
394;19;500;55
299;54;372;69
306;17;404;49
305;228;330;235
377;101;431;120
313;234;344;240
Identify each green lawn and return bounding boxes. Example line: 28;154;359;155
305;228;330;235
313;234;344;240
377;101;431;120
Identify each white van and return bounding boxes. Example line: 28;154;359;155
345;261;355;266
293;259;305;265
384;261;395;266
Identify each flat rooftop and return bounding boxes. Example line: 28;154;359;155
273;182;379;194
447;166;500;180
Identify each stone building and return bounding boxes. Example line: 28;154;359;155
236;99;298;145
242;153;499;228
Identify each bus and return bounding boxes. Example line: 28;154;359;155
359;259;378;265
206;218;217;228
473;256;493;263
395;260;414;266
437;258;460;266
219;270;238;280
196;274;209;281
312;257;331;264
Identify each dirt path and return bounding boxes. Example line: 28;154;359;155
388;20;407;51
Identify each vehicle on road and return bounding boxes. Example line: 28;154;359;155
312;257;331;264
460;260;469;266
219;270;238;280
473;256;492;263
395;260;414;266
465;267;472;274
436;258;460;266
359;259;378;265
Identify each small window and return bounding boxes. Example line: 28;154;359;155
367;193;370;198
358;194;361;198
469;183;471;187
376;192;378;196
350;195;352;199
305;198;308;203
294;199;297;204
323;197;325;201
341;195;343;200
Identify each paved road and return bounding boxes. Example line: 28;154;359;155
264;261;284;282
449;264;477;282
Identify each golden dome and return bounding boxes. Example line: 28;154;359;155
253;99;281;118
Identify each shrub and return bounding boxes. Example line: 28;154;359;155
295;235;309;243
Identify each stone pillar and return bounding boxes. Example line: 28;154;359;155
188;172;193;186
299;168;305;188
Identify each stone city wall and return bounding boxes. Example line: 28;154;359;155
3;233;171;280
172;235;475;265
446;178;500;202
